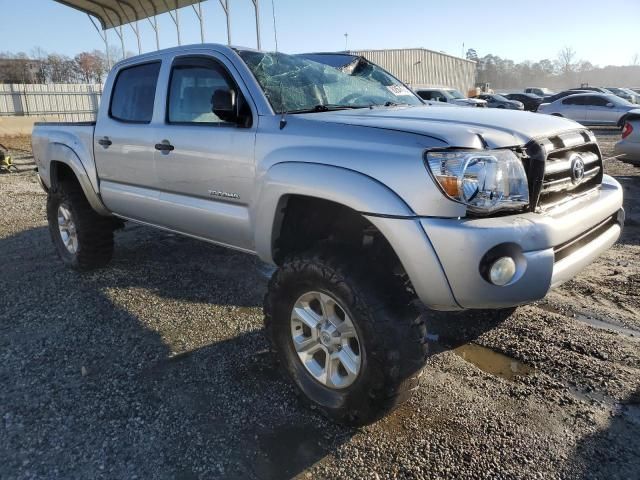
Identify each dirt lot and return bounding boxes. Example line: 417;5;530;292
1;130;638;479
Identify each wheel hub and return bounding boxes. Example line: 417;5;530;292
319;330;333;348
290;291;362;390
57;204;78;254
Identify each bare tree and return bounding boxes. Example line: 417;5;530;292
30;47;48;83
91;50;109;82
557;46;576;76
75;52;101;83
46;54;81;83
632;53;640;66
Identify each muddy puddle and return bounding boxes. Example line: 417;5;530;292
537;303;640;340
453;343;535;381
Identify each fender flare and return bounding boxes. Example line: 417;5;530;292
47;143;111;216
253;161;415;264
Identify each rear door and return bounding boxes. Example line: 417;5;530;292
94;60;162;221
151;52;258;251
559;96;587;122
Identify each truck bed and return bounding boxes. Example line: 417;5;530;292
32;121;98;193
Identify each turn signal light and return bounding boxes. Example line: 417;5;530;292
435;175;460;197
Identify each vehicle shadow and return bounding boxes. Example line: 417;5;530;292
0;224;356;479
423;308;516;351
0;221;533;479
564;387;640;479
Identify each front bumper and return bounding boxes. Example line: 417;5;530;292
419;175;624;309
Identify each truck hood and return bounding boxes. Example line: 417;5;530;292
297;105;582;148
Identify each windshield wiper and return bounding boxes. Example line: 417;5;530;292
287;104;367;114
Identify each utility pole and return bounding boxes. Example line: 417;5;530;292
344;33;348;51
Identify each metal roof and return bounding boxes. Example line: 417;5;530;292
54;0;206;29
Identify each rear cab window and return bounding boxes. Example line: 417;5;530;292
418;91;436;101
109;62;161;123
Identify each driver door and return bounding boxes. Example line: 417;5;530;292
584;95;621;125
151;53;257;251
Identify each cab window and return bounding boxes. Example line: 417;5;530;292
110;62;161;123
562;96;584;105
583;96;609;107
167;57;236;125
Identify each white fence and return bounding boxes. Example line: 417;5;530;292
0;84;102;122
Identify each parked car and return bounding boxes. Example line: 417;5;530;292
31;44;624;426
474;93;524;110
605;87;639;104
569;86;613;95
414;87;487;107
503;93;543;111
615;113;640;161
542;89;591;104
538;93;640;126
525;87;554;97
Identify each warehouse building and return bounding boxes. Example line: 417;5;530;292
350;48;477;94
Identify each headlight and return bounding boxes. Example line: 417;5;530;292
426;149;529;214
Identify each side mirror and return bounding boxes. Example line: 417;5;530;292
212;88;252;127
212;88;237;122
606;102;614;108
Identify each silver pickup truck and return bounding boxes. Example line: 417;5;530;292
32;44;624;425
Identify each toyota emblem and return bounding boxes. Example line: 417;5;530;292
570;154;585;184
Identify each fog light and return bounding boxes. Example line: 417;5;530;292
489;257;517;286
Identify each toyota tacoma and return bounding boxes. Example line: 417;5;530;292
32;44;624;425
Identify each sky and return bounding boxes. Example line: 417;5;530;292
1;0;639;66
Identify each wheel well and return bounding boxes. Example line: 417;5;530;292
50;161;80;189
272;195;408;283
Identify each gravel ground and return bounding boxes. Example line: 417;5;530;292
1;130;639;479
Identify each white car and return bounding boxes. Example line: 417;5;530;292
615;114;640;161
538;93;640;127
415;88;487;107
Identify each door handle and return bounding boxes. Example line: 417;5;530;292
98;137;112;148
155;141;175;152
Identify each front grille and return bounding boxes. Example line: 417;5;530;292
521;130;603;212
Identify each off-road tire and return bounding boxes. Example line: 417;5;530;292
47;180;115;270
264;248;428;426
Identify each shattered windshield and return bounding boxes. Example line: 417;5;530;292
238;50;422;113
